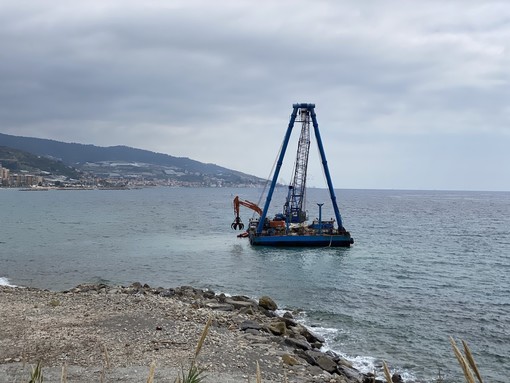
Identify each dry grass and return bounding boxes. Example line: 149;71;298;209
173;316;212;383
450;337;484;383
382;360;392;383
146;361;156;383
28;361;43;383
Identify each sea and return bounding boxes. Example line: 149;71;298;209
1;186;509;382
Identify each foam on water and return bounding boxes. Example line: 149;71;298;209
0;277;16;287
290;311;388;379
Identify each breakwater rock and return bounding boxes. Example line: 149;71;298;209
0;283;396;382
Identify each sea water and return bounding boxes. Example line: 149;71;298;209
1;187;509;382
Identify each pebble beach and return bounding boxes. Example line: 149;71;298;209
0;283;386;383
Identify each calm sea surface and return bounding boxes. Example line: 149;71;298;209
1;187;509;382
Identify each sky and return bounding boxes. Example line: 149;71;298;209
1;0;509;191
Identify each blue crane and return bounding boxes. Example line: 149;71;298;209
256;103;345;235
283;107;311;223
231;103;353;247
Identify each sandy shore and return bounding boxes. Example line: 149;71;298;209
0;283;379;383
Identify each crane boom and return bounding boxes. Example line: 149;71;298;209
283;107;311;223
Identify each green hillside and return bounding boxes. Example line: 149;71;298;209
0;146;81;179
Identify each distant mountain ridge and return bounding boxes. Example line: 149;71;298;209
0;132;265;186
0;145;81;179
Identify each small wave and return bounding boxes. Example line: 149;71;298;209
0;277;16;287
295;315;421;382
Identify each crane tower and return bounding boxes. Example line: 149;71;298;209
284;107;311;223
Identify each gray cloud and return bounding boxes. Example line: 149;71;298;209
1;0;509;190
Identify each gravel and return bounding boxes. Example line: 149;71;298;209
0;284;367;383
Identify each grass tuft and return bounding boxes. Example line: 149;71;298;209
175;363;206;383
450;337;485;383
29;361;43;383
146;361;156;383
382;361;392;383
461;340;484;383
194;316;212;358
173;316;212;383
256;361;262;383
60;363;67;383
102;344;110;369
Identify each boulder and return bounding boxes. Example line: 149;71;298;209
202;290;215;299
282;353;300;366
268;321;287;336
239;320;262;331
225;298;256;310
131;282;143;289
205;303;234;311
279;316;299;327
284;337;311;350
217;293;227;303
294;349;316;365
259;295;278;311
230;295;256;303
315;354;337;373
259;307;277;318
159;289;175;298
239;306;255;315
338;365;365;383
298;325;325;344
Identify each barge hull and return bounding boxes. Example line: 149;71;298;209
249;234;353;247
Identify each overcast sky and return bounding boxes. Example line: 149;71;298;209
1;0;509;191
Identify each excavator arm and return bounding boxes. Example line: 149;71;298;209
231;196;262;230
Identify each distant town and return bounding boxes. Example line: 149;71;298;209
0;133;267;189
0;161;264;189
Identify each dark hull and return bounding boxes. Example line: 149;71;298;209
249;233;353;247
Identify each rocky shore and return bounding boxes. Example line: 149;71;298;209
0;283;400;383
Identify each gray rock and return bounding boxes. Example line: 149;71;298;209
225;298;256;310
301;327;325;344
230;295;255;302
294;349;317;365
205;303;234;311
268;321;287;336
239;320;262;331
284;337;311;350
279;316;299;327
259;295;278;311
131;282;142;289
308;365;325;376
239;306;255;315
217;293;227;303
282;353;300;366
259;306;277;317
159;289;175;297
202;290;215;299
337;365;365;383
315;354;337;373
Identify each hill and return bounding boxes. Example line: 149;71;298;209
0;146;81;179
0;132;265;186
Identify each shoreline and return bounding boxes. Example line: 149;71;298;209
0;283;389;383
